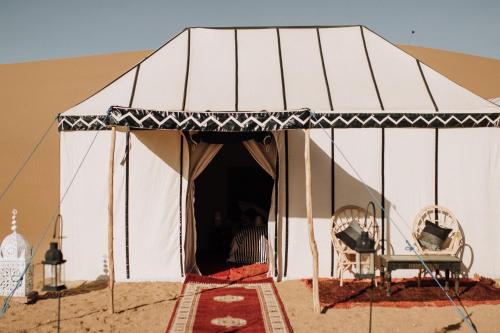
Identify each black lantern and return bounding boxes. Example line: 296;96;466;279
355;231;376;279
355;202;376;280
42;242;66;292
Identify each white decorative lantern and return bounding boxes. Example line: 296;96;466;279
0;209;33;297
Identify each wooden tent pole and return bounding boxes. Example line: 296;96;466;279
304;129;320;313
108;126;117;314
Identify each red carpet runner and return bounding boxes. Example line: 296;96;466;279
167;275;293;332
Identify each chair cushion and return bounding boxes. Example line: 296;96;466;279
335;221;363;250
418;220;453;251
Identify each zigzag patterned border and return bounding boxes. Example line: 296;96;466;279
58;115;109;131
108;108;310;132
58;108;500;131
311;112;500;128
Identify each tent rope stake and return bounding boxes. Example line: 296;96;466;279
108;126;117;314
304;129;320;313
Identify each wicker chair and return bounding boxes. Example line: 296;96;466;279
331;205;380;286
412;205;464;256
411;205;465;279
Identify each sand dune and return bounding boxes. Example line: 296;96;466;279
0;45;499;273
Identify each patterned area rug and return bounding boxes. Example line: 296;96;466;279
167;275;293;332
304;277;500;309
208;263;269;282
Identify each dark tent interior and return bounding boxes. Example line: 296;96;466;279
194;142;274;275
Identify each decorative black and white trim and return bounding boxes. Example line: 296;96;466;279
58;115;108;131
310;112;500;128
58;109;500;132
107;107;311;131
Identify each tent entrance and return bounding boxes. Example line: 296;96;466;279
194;142;274;275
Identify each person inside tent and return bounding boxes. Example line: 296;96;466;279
227;205;268;264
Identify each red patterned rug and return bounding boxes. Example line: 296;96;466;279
304;277;500;309
208;263;269;282
166;275;293;333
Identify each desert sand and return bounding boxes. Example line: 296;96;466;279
1;280;500;332
0;45;500;332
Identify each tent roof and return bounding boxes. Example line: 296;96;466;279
59;25;500;131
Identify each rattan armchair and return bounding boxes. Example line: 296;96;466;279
331;205;380;286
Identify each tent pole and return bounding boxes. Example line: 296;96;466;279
304;129;320;313
108;126;117;314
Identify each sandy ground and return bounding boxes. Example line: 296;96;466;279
1;280;500;332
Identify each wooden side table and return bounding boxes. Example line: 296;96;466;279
380;255;461;296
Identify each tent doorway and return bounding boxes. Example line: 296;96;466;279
194;142;274;275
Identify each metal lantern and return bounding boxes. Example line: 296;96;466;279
355;201;377;280
355;231;376;279
42;242;66;292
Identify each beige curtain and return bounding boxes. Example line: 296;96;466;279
242;139;276;178
271;132;286;281
184;141;223;274
243;138;280;278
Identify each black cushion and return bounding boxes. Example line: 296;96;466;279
418;220;452;251
335;221;363;250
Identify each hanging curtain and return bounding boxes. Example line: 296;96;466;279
242;138;280;278
242;139;276;178
184;141;223;274
271;132;286;281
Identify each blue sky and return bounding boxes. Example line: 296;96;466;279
1;0;499;64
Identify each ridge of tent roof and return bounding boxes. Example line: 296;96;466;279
186;25;363;30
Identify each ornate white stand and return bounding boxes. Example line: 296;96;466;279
0;209;34;300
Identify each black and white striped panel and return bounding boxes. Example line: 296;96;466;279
231;226;268;264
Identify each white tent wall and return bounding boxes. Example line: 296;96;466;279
64;69;137;116
332;129;383;279
364;28;434;111
421;64;496;112
61;130;188;282
384;129;435;277
125;131;187;281
237;29;283;110
60;131;126;281
319;27;380;111
132;31;188;110
439;128;500;277
186;29;235;110
282;130;333;280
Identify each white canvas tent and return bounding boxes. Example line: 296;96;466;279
59;26;500;291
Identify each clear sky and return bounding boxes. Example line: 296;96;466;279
1;0;499;64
